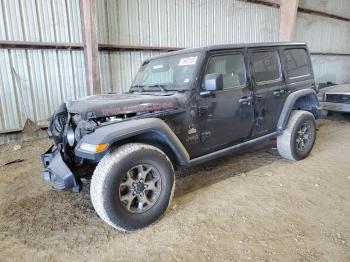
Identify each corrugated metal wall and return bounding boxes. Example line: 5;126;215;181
295;13;350;54
311;55;350;84
97;0;350;92
99;51;165;94
97;0;280;47
0;0;82;42
97;0;281;93
0;0;86;133
295;0;350;84
299;0;350;19
0;0;349;134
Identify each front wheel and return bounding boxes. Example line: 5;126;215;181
90;143;175;231
277;110;316;161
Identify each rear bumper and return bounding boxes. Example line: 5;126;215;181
320;102;350;113
41;146;81;192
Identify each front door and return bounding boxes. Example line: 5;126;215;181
198;50;255;154
249;48;288;137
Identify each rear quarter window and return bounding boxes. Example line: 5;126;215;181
283;48;311;79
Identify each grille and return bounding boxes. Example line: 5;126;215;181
325;94;350;104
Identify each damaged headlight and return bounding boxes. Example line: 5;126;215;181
74;119;97;142
53;115;67;134
52;103;68;133
70;114;97;144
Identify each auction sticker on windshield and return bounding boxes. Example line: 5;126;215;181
178;56;198;66
152;64;164;70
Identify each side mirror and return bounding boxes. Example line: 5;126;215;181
203;73;223;92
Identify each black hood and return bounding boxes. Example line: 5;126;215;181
66;92;183;119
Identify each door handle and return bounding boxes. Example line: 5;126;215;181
255;94;263;101
273;89;285;97
239;96;253;104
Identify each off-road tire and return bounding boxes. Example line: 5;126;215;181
90;143;175;231
277;110;316;161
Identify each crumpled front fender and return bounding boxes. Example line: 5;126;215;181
74;118;190;165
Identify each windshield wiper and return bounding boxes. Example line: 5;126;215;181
130;84;175;94
130;85;145;93
146;84;167;93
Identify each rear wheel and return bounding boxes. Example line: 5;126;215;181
90;143;175;231
277;110;316;161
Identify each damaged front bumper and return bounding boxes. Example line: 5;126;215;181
41;146;81;192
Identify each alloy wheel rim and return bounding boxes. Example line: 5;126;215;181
119;164;162;214
295;122;312;152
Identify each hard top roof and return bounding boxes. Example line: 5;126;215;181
146;42;307;61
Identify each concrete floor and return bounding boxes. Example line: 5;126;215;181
0;117;349;261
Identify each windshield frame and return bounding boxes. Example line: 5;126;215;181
130;50;205;92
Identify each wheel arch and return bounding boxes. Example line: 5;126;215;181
277;89;320;133
107;131;185;168
75;118;190;166
277;110;316;161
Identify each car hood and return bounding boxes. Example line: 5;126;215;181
320;84;350;94
66;92;183;119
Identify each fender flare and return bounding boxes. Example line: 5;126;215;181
75;118;190;165
277;89;320;133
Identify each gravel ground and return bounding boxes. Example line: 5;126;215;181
0;117;349;262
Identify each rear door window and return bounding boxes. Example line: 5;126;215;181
283;48;311;79
251;50;282;84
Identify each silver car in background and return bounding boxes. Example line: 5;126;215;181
318;84;350;114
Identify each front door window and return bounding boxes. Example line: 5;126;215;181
204;53;247;89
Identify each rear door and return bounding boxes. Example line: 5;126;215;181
280;46;314;93
249;48;288;137
198;50;255;153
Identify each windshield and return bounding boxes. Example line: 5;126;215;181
131;52;200;92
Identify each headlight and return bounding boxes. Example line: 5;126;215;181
79;142;109;153
317;92;325;102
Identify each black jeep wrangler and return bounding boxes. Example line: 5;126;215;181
42;42;320;231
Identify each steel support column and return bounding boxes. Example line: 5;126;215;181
80;0;100;95
279;0;299;41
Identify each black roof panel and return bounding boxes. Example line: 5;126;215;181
147;42;307;61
